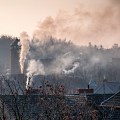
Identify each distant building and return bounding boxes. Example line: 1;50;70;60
10;39;21;74
100;91;120;120
95;80;120;94
112;43;119;49
77;88;94;94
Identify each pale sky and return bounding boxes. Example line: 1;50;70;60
0;0;79;37
0;0;120;47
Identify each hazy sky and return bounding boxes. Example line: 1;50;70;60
0;0;79;37
0;0;120;47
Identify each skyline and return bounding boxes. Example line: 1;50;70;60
0;0;120;47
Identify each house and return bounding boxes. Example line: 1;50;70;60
100;91;120;120
94;80;120;94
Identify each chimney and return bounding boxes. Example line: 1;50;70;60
88;84;90;89
10;38;21;74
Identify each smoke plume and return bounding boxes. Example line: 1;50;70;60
20;32;30;73
27;38;80;75
18;0;120;88
33;0;120;47
27;59;45;76
26;59;45;89
63;62;80;75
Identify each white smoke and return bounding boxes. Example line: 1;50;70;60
46;51;77;74
26;74;33;89
27;59;45;76
26;59;45;89
63;62;79;75
20;32;30;73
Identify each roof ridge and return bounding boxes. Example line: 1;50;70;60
100;90;120;105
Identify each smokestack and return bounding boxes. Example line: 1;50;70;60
88;84;90;89
10;38;21;74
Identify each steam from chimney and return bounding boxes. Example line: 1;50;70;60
26;59;45;89
63;62;79;75
27;59;45;76
20;32;30;73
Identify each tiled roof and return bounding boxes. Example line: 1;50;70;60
0;95;42;119
95;82;120;94
87;94;113;105
107;109;120;120
87;94;120;120
101;91;120;108
0;95;87;119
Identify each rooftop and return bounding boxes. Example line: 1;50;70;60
10;38;20;47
